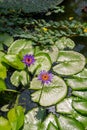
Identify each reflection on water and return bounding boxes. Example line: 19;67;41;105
62;0;87;21
73;37;87;57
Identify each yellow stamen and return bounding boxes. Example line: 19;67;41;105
42;27;48;31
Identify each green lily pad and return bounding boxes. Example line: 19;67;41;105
67;78;87;90
28;52;52;74
23;107;45;130
3;54;25;70
73;68;87;79
58;115;84;130
11;70;30;87
42;113;58;130
8;39;34;58
72;100;87;116
0;117;11;130
55;37;75;50
31;75;67;106
35;45;59;63
73;111;87;130
53;51;86;76
56;97;73;114
72;90;87;100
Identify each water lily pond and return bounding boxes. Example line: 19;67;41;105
0;0;87;130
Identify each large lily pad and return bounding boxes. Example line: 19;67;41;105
53;51;86;76
31;75;67;106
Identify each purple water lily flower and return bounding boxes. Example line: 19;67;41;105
38;70;53;85
22;54;35;66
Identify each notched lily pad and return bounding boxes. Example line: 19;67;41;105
31;75;67;106
28;52;52;75
11;70;30;87
53;51;86;76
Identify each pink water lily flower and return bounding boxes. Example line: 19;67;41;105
22;54;35;66
38;70;53;85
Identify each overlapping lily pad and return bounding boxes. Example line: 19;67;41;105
8;39;34;58
3;54;25;70
53;51;86;76
58;115;84;130
11;70;30;87
35;45;59;63
28;52;52;74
